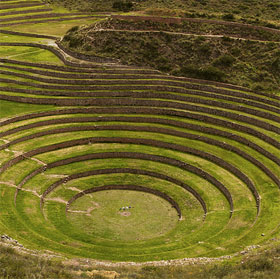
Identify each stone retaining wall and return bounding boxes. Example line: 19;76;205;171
16;157;206;214
0;16;99;27
0;29;58;40
0;2;43;10
0;58;159;74
0;136;243;213
2;83;279;120
1;58;279;102
0;94;278;137
1;64;279;108
0;8;52;16
0;105;278;150
0;12;88;23
46;164;208;214
40;149;233;211
1;113;279;166
0;64;161;80
2;122;278;188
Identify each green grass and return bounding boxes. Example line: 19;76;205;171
67;190;179;242
2;18;105;36
25;152;228;210
0;45;65;64
0;34;53;44
2;135;270;259
0;118;276;260
0;100;54;118
0;0;279;274
3;134;262;260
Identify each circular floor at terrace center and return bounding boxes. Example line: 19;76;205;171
66;189;179;242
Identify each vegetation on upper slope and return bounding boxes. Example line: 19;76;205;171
60;18;280;93
44;0;280;23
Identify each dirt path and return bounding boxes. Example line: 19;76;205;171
46;197;67;204
0;181;40;197
67;206;97;216
87;28;280;44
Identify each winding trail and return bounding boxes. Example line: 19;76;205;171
86;28;280;44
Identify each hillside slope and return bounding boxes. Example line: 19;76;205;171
44;0;280;23
60;17;280;93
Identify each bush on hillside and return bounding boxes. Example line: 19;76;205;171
222;13;235;21
242;257;275;272
180;65;225;81
67;25;79;33
112;1;133;12
68;36;83;48
213;54;236;67
271;57;280;71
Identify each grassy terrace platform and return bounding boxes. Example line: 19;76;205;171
0;0;279;265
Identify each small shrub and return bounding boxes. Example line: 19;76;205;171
198;43;211;55
207;264;234;278
271;57;280;71
83;44;92;51
222;13;235;21
68;36;83;48
243;257;275;272
265;22;278;29
180;65;225;81
67;25;79;33
142;41;159;59
233;9;241;14
63;34;71;41
200;66;225;81
195;36;206;43
112;1;133;12
274;246;280;254
231;47;241;56
196;0;207;6
213;54;236;67
162;32;172;43
156;57;172;72
222;36;234;42
141;266;157;272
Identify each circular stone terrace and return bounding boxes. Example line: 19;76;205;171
0;0;279;263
